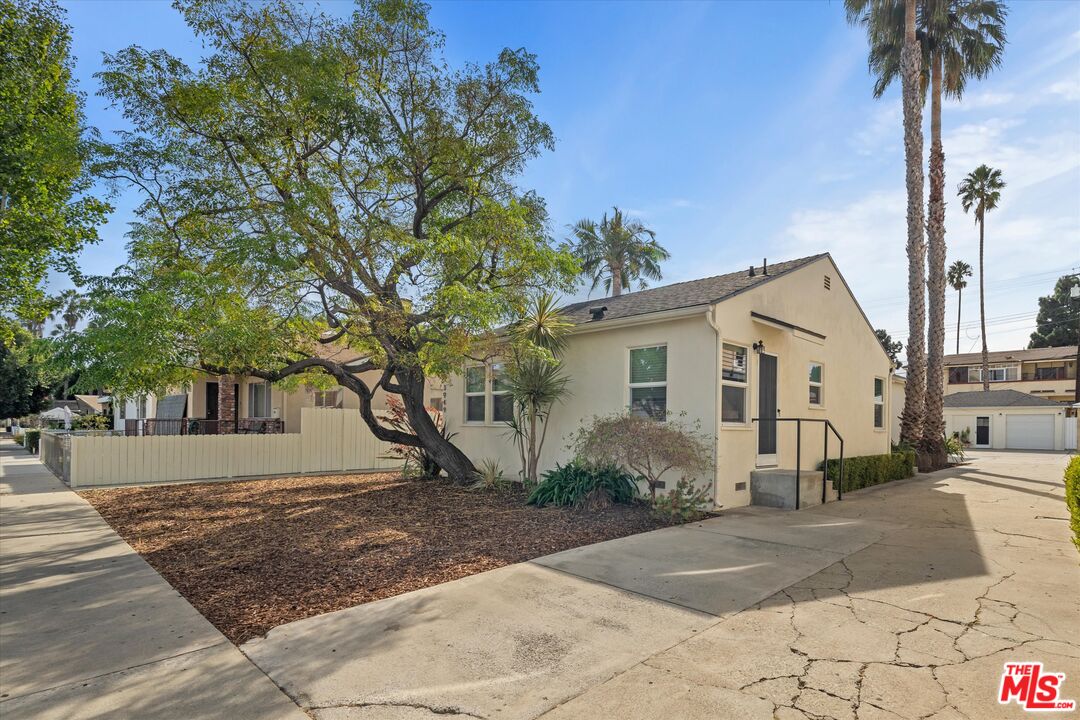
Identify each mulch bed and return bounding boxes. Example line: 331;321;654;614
81;473;664;644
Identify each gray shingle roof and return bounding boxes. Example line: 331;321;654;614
943;390;1066;408
944;346;1076;366
560;254;828;325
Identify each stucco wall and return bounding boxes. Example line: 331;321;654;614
445;255;894;510
446;312;718;492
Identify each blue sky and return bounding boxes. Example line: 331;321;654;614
57;0;1080;356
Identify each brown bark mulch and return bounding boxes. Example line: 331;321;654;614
81;473;664;644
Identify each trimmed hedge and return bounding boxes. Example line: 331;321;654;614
820;450;915;493
1066;456;1079;554
22;429;41;454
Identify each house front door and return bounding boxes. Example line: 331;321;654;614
757;352;778;466
975;416;990;447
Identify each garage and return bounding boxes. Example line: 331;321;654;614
1005;414;1055;450
943;389;1066;452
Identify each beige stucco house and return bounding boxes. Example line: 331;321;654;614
445;253;897;510
943;346;1077;405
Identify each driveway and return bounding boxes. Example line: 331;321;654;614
242;451;1080;720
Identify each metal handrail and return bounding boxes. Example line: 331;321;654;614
751;417;845;509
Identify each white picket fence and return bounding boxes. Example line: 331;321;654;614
63;408;401;488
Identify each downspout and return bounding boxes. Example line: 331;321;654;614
706;305;723;507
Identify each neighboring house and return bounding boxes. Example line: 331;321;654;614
446;253;898;510
943;346;1077;405
943;390;1072;452
112;345;445;434
890;374;906;448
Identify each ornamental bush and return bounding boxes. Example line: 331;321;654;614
652;477;712;524
820;450;915;493
22;429;41;454
1065;455;1079;554
527;461;639;509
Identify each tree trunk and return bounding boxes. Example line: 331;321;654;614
956;286;962;355
899;0;927;453
924;49;948;469
610;261;623;297
398;369;477;484
979;217;989;391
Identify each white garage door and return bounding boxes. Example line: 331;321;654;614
1005;415;1054;450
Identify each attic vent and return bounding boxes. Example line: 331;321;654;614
588;306;608;321
823;275;832;290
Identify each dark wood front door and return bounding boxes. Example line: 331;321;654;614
758;353;778;460
205;382;219;420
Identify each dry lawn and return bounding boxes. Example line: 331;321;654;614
81;472;663;643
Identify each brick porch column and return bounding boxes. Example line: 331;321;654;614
218;376;237;434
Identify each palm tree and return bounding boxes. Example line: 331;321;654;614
958;164;1005;391
846;0;926;449
505;293;573;485
947;260;972;354
569;207;669;297
49;290;86;337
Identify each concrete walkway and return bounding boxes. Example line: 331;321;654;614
242;451;1080;720
0;439;307;720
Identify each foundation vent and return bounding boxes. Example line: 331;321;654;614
735;481;747;492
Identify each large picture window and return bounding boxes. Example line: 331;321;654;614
874;377;885;429
629;345;667;420
465;366;486;422
809;362;824;406
721;343;748;424
248;382;272;417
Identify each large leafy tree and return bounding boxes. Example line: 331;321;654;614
847;0;1005;466
75;0;576;482
947;259;972;354
875;328;904;367
1029;275;1079;349
957;164;1004;391
0;327;52;417
846;0;926;450
0;0;109;339
569;207;668;297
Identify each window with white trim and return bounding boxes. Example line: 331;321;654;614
873;377;885;429
629;345;667;420
314;388;342;408
464;366;486;422
248;382;272;417
721;343;749;424
809;362;824;406
491;362;514;422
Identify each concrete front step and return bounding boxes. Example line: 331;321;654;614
750;468;838;510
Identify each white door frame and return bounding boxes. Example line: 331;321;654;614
974;415;992;448
756;351;779;467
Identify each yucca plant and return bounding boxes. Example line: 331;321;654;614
469;458;510;492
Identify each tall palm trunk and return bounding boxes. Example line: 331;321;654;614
955;285;962;355
978;216;989;391
609;260;623;297
899;0;927;450
924;48;947;467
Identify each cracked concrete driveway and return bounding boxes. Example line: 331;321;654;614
243;450;1079;720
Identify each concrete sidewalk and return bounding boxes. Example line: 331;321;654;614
0;439;307;720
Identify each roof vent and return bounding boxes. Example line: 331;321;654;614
588;306;608;321
762;258;768;276
748;265;756;277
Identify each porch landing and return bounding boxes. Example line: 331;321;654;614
750;468;838;509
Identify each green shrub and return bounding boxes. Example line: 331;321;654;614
73;414;111;430
527;461;639;509
22;429;41;454
1065;456;1080;554
820;450;915;493
652;477;712;524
